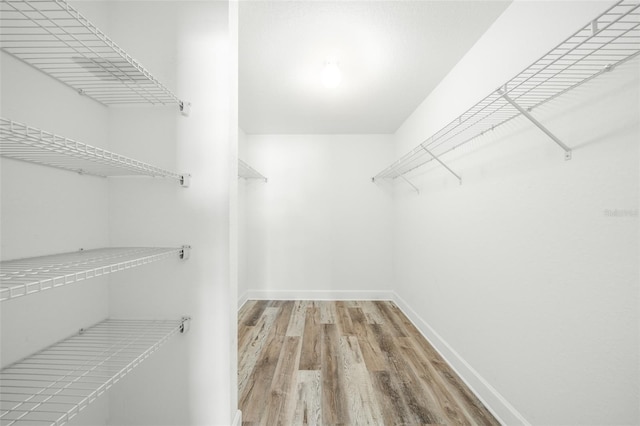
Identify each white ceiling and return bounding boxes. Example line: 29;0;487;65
239;1;511;135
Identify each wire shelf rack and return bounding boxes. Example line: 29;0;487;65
0;317;190;426
0;118;189;185
0;0;185;108
373;0;640;182
0;247;188;302
238;159;267;182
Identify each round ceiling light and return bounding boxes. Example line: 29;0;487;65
321;60;342;89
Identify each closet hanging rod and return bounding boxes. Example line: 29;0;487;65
0;246;190;302
0;117;191;186
238;159;267;182
373;0;640;184
0;317;191;426
0;0;190;114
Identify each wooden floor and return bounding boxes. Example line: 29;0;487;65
238;300;499;425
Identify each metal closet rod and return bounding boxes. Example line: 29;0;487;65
372;0;640;192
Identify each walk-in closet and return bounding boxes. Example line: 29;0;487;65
2;0;638;425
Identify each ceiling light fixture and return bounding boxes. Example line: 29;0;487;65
321;59;342;89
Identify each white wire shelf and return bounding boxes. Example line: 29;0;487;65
0;317;190;426
0;118;190;185
373;0;640;183
0;0;187;111
0;246;190;302
238;159;267;182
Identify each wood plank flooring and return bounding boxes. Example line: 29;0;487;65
238;300;500;425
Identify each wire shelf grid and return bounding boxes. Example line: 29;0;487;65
238;159;267;182
0;318;188;426
374;0;640;180
0;0;183;106
0;247;183;302
0;117;185;181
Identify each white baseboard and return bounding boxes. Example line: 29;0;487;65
231;410;241;426
392;292;530;426
244;289;395;301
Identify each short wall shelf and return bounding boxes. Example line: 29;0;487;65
238;159;267;182
373;0;640;188
0;118;190;185
0;247;189;302
0;317;191;426
0;0;187;111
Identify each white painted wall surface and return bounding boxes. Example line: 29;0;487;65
244;134;394;300
392;1;639;424
238;128;250;307
104;1;234;425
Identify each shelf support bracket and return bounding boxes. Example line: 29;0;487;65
499;88;572;160
179;101;191;117
394;169;420;194
180;174;191;188
180;245;191;260
420;146;462;184
180;316;191;334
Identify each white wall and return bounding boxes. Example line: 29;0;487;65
392;1;639;425
238;127;249;306
103;1;235;425
244;134;394;300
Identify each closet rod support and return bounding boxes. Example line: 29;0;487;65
180;316;192;334
499;89;572;160
180;245;191;260
180;174;191;188
420;146;462;184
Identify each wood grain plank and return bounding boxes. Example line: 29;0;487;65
370;323;443;424
339;336;384;425
238;307;279;398
373;301;408;337
243;300;268;326
261;336;302;425
321;324;350;425
349;307;387;371
318;301;337;324
396;337;474;425
241;302;295;422
335;301;354;336
286;300;311;337
299;307;322;370
292;370;323;425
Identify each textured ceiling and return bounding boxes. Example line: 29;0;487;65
239;0;511;134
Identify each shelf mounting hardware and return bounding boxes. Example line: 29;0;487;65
498;87;572;161
180;245;191;260
180;101;191;117
394;165;420;194
180;316;192;334
420;146;462;184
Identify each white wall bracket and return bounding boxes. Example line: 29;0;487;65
180;174;191;188
499;88;572;161
420;146;462;184
180;316;191;334
179;101;191;117
397;170;420;194
180;245;191;260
